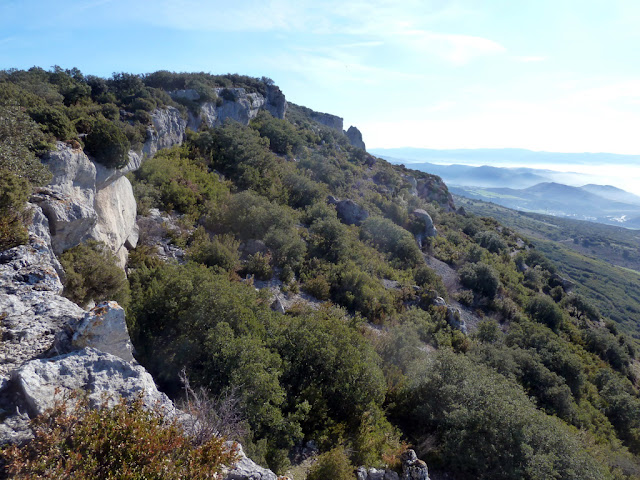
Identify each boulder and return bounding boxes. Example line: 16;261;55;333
335;199;369;226
412;209;437;248
14;347;175;417
90;175;138;268
271;295;286;314
33;143;98;254
224;442;277;480
71;302;134;362
401;450;430;480
346;126;366;150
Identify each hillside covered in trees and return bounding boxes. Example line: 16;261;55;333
1;67;640;480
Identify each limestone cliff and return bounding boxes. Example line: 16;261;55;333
0;211;276;480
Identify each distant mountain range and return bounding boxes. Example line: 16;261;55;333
370;147;640;166
450;183;640;229
374;150;640;229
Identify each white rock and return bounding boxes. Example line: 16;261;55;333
225;442;277;480
142;106;188;158
15;347;175;416
33;142;98;254
91;175;138;268
72;301;134;362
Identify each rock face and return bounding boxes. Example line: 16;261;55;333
432;297;467;334
142;106;188;158
0;225;279;480
346;125;366;150
15;347;174;416
328;196;369;226
91;175;139;266
71;302;134;362
32;142;138;268
170;86;287;132
309;110;344;130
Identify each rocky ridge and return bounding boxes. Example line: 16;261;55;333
0;205;276;480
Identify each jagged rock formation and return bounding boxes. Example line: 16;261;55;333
356;449;430;480
171;86;287;132
31;142;139;268
328;196;370;226
0;219;277;480
346;125;366;150
142;106;188;158
433;296;467;334
309;110;344;130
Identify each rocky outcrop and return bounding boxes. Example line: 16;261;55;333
70;301;134;362
15;347;174;416
328;196;369;226
357;450;430;480
0;225;279;480
142;106;188;158
414;175;456;212
91;175;139;266
225;442;277;480
32;142;138;268
169;87;287;132
346;125;366;150
412;209;437;248
310;111;344;131
433;296;467;334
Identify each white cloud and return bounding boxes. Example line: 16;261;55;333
514;55;547;63
399;30;506;64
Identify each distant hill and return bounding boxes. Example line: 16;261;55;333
370;147;640;165
377;156;555;189
450;182;640;229
581;184;640;206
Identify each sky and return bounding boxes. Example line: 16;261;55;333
2;0;640;155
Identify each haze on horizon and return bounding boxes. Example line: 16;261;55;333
2;0;639;155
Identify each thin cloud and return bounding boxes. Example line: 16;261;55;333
399;30;506;64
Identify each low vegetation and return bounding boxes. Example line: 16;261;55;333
1;394;237;479
3;68;640;479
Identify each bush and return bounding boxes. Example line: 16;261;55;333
1;393;237;479
187;227;240;271
0;171;31;251
459;262;500;299
526;295;564;331
27;104;75;141
361;216;423;268
59;240;130;308
307;447;354;480
84;117;131;169
475;230;507;253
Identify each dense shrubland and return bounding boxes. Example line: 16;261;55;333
3;68;640;479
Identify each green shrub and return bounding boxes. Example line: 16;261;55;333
243;252;273;280
399;350;607;480
1;393;237;479
187;227;240;271
459;262;500;299
526;295;564;331
27;104;75;141
0;171;31;251
475;230;507;253
59;240;129;308
307;447;354;480
361;216;423;268
303;275;331;300
84;118;130;169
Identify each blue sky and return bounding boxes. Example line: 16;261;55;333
2;0;640;154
